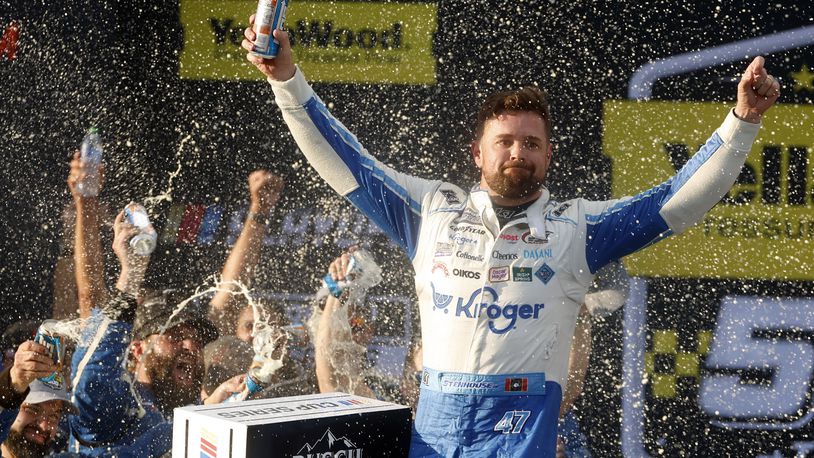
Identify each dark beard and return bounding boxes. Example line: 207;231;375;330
5;427;50;458
144;351;203;412
483;161;543;198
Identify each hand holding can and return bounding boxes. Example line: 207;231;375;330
250;0;289;59
124;203;157;256
9;340;57;394
31;321;66;390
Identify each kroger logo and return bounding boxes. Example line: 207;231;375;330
430;284;544;334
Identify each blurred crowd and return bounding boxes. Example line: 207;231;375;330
0;154;627;457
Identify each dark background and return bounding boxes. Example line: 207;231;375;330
1;1;813;456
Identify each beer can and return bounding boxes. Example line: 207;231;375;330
250;0;289;59
124;203;157;256
33;320;66;389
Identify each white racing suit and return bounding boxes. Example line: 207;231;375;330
269;68;760;457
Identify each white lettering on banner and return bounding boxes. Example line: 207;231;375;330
699;296;814;430
229;207;395;249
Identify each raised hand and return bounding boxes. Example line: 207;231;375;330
249;170;284;214
735;56;781;123
10;341;57;394
242;15;296;81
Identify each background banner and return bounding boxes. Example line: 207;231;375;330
180;0;438;84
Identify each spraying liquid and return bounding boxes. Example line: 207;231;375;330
225;297;289;402
34;318;85;391
306;249;384;395
143;133;193;209
316;248;383;306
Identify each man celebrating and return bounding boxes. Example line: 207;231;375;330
68;211;221;457
242;21;779;457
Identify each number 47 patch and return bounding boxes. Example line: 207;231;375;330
493;410;531;434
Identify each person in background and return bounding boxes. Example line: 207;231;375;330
202;336;253;400
67;151;109;320
313;250;422;411
0;337;76;458
209;170;284;342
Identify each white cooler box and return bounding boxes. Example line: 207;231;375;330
172;392;412;457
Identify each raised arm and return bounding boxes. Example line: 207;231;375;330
313;253;375;398
70;216;151;447
581;57;780;274
209;171;283;335
68;152;107;318
242;24;439;258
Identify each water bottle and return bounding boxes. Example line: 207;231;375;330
77;127;103;197
124;203;158;256
318;248;383;300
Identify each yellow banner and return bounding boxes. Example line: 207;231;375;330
180;0;437;84
603;101;814;280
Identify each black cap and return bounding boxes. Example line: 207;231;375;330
133;289;219;345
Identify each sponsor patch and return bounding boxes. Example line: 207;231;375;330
458;209;482;225
456;251;485;262
489;266;510;282
499;233;520;243
453;268;481;280
552;202;572;217
432;262;449;277
522;231;551;244
493;251;519;261
440;189;462;205
451;234;478;245
435;242;453;257
512;267;532;282
523;248;553;259
505;377;529;392
535;263;555;284
431;284;545;334
495;207;522;220
450;224;486;235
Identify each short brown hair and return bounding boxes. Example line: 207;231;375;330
474;86;552;141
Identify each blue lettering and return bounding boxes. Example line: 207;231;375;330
523;248;553;259
442;286;545;334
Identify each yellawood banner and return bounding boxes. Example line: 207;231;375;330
180;0;437;84
603;101;814;280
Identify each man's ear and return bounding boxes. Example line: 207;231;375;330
471;141;483;168
547;142;553;163
130;339;145;360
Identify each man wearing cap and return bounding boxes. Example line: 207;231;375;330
1;380;77;458
0;336;74;457
67;211;220;457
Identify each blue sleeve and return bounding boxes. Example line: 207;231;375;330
583;130;726;273
69;309;144;447
0;408;17;443
301;97;435;259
